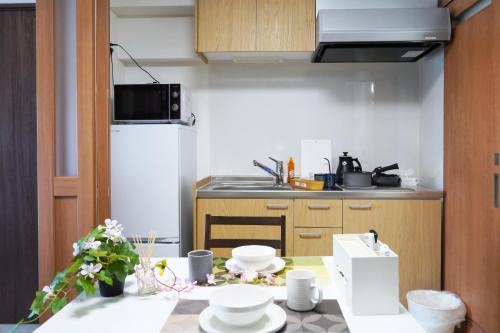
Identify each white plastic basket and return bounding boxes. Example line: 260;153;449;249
407;290;466;333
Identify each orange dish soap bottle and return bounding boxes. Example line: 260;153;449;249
287;157;295;184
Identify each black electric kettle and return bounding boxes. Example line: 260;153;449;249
336;152;362;185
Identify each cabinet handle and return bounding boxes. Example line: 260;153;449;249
348;203;372;210
299;232;322;239
266;203;289;210
307;203;330;210
494;173;499;208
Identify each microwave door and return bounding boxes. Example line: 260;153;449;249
113;84;169;123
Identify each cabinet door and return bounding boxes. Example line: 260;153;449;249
197;0;256;52
256;0;315;51
196;199;293;257
294;199;342;227
343;200;442;305
294;228;342;256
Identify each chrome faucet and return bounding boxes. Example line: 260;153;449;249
253;157;284;185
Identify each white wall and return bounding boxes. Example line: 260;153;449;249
207;63;421;177
111;13;445;187
419;49;444;189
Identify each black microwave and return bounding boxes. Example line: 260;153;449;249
113;84;189;123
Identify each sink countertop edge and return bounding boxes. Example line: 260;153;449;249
196;176;444;200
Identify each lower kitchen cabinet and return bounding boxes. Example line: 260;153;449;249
293;227;342;256
294;199;342;228
196;198;293;257
343;199;442;305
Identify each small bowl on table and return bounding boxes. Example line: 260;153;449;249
232;245;275;271
209;284;273;327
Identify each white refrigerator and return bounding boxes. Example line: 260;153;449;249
111;124;196;257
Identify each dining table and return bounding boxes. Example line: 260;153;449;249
33;256;426;333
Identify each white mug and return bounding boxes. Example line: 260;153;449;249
286;269;323;311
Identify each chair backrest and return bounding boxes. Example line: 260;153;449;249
204;215;286;256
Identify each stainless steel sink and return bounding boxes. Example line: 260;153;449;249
211;184;292;191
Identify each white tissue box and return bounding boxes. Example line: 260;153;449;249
333;234;399;315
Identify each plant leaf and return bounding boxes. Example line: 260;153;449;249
76;277;95;295
29;291;46;315
50;296;67;314
88;249;107;257
97;271;113;286
83;255;96;262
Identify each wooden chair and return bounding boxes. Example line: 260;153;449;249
204;215;286;256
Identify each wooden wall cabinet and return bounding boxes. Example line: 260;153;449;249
256;0;316;51
196;0;315;52
196;0;256;52
343;200;442;305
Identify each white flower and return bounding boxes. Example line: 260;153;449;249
206;274;216;285
100;218;125;243
72;242;80;256
82;237;101;250
42;285;55;301
80;263;103;279
241;270;258;283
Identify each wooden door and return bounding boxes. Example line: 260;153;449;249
256;0;315;51
196;0;257;52
443;1;500;332
0;4;38;322
343;200;442;305
36;0;110;291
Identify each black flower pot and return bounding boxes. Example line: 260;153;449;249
98;278;124;297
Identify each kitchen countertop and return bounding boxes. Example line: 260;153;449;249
34;257;426;333
197;176;444;200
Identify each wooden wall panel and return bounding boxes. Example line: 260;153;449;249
95;0;111;224
75;0;96;237
36;0;57;291
443;1;500;332
54;198;78;271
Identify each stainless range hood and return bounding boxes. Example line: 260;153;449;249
312;8;451;63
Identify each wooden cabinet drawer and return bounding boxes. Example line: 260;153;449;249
294;199;342;228
293;228;342;256
196;199;293;257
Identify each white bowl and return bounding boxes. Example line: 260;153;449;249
232;245;275;271
209;285;273;327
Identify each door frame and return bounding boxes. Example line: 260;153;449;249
36;0;110;289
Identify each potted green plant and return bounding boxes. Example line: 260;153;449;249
15;219;139;326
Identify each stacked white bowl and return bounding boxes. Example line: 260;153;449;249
209;285;274;327
232;245;275;271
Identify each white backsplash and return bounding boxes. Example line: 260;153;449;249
206;62;421;178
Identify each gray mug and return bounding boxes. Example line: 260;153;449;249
188;250;213;284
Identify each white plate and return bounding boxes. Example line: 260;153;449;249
225;257;286;274
199;303;286;333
